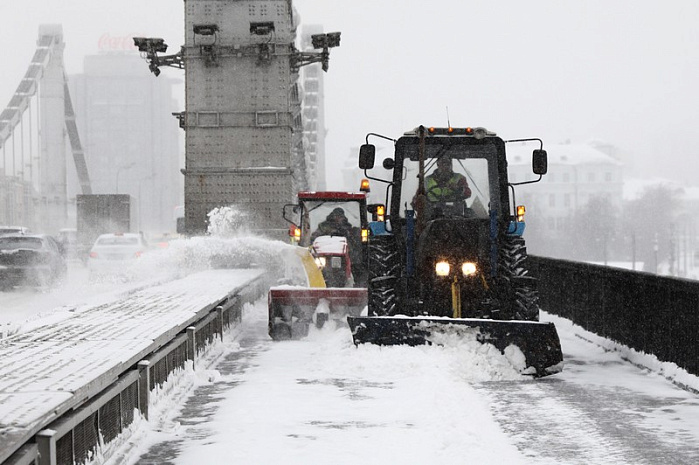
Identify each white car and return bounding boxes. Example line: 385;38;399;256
88;233;148;280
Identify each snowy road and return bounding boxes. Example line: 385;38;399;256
3;235;699;464
125;300;699;465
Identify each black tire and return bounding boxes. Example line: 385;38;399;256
270;322;292;341
367;235;401;316
497;234;540;321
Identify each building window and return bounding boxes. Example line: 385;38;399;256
564;193;571;207
549;194;556;207
588;172;596;183
563;172;570;183
605;172;612;182
549;173;555;183
305;79;319;92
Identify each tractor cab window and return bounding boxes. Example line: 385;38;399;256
401;156;491;220
301;200;363;246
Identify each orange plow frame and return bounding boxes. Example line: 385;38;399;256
268;287;367;340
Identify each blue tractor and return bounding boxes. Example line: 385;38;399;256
348;125;563;377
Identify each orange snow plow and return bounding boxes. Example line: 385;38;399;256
269;287;367;340
268;246;366;340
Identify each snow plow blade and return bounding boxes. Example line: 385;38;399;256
347;316;563;377
269;288;367;341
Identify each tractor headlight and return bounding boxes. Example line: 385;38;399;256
462;262;477;276
435;261;450;277
315;257;326;269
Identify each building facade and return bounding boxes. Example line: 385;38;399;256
299;24;327;191
69;53;182;234
507;142;624;255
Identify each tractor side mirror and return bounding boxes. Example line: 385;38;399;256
382;158;395;170
359;144;376;169
532;149;548;175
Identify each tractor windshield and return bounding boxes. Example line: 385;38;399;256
399;149;493;220
300;200;364;246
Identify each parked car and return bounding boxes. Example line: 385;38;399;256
0;234;67;291
88;233;149;281
0;226;31;236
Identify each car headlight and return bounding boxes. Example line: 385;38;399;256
315;257;326;269
462;262;477;276
435;261;450;277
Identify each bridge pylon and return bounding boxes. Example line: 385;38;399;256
0;24;91;232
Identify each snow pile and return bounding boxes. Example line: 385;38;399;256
346;330;529;383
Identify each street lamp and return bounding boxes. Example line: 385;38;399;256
116;162;136;194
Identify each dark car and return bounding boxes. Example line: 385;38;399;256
0;234;67;291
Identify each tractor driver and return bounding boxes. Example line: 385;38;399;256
425;156;472;202
310;207;365;285
310;207;358;242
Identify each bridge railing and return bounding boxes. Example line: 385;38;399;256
530;255;699;376
2;272;267;465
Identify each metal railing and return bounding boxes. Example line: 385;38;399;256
3;279;264;465
530;255;699;376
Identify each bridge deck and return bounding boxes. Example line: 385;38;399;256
0;268;264;463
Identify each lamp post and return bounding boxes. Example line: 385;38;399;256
116;162;136;194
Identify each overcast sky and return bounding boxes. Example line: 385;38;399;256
1;1;698;186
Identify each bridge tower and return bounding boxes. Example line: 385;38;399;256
183;0;301;235
135;0;339;236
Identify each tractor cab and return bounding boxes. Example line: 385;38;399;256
283;191;371;287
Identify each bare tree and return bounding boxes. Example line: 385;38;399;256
622;185;683;273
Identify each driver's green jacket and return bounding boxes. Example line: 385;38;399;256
425;173;471;202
